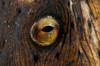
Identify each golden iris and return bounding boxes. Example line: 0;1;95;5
30;16;60;46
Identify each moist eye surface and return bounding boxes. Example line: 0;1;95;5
30;16;60;46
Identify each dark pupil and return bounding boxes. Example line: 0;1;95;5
42;26;54;32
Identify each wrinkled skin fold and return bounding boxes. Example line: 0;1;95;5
0;0;100;66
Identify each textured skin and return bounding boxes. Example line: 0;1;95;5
0;0;100;66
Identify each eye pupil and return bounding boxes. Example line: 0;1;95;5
42;26;54;32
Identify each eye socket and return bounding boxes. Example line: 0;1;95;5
30;16;60;46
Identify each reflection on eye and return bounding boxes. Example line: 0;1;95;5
30;16;60;46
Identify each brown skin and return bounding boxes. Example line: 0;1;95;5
0;0;100;66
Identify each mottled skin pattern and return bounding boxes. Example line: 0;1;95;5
0;0;100;66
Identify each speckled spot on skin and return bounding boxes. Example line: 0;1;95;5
4;20;7;23
70;0;73;6
15;22;19;27
8;25;10;28
18;0;34;3
5;40;7;43
70;0;73;11
81;1;90;21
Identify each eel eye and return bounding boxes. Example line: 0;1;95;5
30;16;60;46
